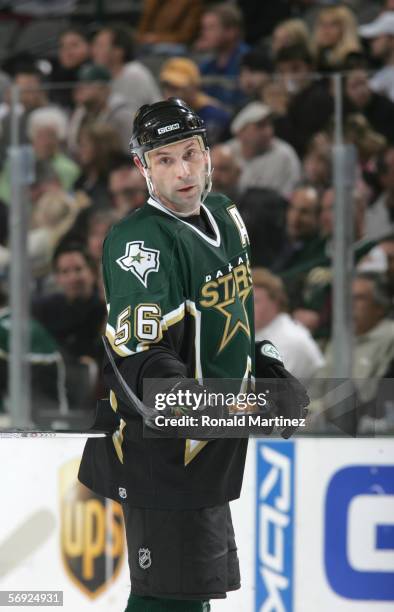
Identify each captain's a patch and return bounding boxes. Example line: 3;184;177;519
116;241;160;287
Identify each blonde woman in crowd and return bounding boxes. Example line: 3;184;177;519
313;5;362;71
0;188;88;279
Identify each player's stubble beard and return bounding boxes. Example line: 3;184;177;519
152;169;206;217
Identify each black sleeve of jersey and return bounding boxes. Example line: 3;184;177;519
103;344;187;415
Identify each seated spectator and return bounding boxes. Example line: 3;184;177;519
293;185;375;338
73;123;123;213
210;144;241;202
226;102;301;196
275;43;315;95
311;272;394;434
239;48;273;102
0;64;49;168
50;26;91;110
0;107;79;204
108;155;147;219
271;18;313;58
136;0;203;55
357;234;394;309
91;25;160;119
345;113;386;160
260;78;289;122
32;242;106;410
68;63;133;154
160;57;230;145
238;188;287;268
253;267;325;380
359;12;394;102
366;147;394;240
32;241;106;362
302;136;332;191
344;55;394;144
28;160;63;205
197;4;249;112
273;184;326;309
273;44;333;157
312;5;362;72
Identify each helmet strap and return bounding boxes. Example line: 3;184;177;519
202;148;213;203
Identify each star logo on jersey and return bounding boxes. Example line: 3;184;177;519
214;283;252;353
199;254;253;354
116;241;160;287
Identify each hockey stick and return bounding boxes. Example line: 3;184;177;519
102;336;161;429
0;510;55;578
0;432;106;438
102;337;272;439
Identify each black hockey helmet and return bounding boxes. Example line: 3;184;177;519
129;98;208;166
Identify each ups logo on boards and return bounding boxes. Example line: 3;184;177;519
59;459;125;599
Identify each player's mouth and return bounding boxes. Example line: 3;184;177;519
177;185;196;193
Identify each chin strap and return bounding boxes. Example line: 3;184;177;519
202;150;212;203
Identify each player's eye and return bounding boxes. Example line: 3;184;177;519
159;157;172;165
184;149;199;161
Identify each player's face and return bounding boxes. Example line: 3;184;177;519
146;137;208;214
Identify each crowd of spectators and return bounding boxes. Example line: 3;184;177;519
0;0;393;433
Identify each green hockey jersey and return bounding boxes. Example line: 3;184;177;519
0;308;67;414
79;193;255;509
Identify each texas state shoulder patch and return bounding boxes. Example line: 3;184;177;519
116;240;160;287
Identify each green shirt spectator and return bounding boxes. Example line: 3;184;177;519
0;151;79;204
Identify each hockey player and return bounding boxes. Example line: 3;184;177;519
79;98;307;612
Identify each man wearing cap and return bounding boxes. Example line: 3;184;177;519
359;12;394;102
225;101;301;196
68;63;133;153
159;57;230;145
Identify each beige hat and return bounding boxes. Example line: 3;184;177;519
160;57;201;88
231;102;272;134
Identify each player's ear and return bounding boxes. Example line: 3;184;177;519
133;156;147;178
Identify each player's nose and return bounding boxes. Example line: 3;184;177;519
176;158;192;178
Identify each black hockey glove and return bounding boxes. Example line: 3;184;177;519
144;377;230;439
255;340;309;438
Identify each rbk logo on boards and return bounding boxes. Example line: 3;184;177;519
59;459;125;599
255;440;295;612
